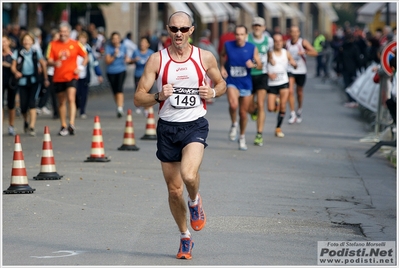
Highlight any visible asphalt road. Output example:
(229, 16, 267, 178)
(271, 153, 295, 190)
(2, 59, 396, 267)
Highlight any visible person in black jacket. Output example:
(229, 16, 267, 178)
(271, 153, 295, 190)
(338, 32, 361, 108)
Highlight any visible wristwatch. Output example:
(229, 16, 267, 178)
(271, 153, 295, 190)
(154, 92, 161, 103)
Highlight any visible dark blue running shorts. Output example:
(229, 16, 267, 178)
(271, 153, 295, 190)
(156, 117, 209, 162)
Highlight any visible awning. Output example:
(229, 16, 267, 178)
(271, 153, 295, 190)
(237, 3, 256, 17)
(357, 3, 396, 24)
(189, 2, 215, 24)
(221, 2, 238, 22)
(287, 3, 306, 22)
(168, 2, 193, 18)
(263, 2, 282, 18)
(275, 3, 297, 19)
(317, 3, 339, 22)
(207, 2, 229, 22)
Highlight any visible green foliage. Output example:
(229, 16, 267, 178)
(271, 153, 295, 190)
(333, 3, 367, 27)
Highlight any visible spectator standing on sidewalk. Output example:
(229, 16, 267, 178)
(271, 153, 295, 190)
(386, 56, 396, 126)
(47, 22, 88, 136)
(134, 11, 226, 259)
(313, 29, 327, 78)
(104, 31, 130, 118)
(337, 32, 361, 108)
(220, 25, 263, 150)
(11, 32, 50, 136)
(76, 31, 103, 119)
(267, 33, 298, 138)
(3, 34, 17, 136)
(286, 25, 318, 124)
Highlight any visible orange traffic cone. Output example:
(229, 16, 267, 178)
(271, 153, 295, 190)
(141, 106, 157, 140)
(34, 126, 63, 180)
(118, 109, 140, 151)
(4, 135, 36, 194)
(85, 116, 110, 162)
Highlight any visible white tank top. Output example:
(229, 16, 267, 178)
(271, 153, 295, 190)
(286, 38, 307, 74)
(267, 49, 289, 87)
(156, 46, 207, 122)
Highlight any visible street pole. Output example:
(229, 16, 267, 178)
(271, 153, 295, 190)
(385, 3, 390, 26)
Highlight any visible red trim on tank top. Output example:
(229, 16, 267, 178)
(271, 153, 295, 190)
(166, 46, 194, 63)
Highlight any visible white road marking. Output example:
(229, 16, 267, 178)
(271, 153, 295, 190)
(31, 250, 85, 259)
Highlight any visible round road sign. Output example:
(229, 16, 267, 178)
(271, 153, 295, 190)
(381, 41, 396, 75)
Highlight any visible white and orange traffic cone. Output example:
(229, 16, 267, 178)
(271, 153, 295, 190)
(141, 106, 157, 140)
(85, 116, 110, 162)
(118, 109, 140, 151)
(4, 135, 36, 194)
(34, 126, 63, 180)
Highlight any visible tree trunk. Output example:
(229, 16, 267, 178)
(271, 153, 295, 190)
(27, 3, 39, 30)
(10, 3, 20, 24)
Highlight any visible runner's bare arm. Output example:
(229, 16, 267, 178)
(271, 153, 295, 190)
(287, 51, 298, 69)
(10, 59, 22, 78)
(267, 50, 275, 65)
(219, 45, 228, 79)
(199, 49, 226, 99)
(303, 39, 318, 57)
(134, 52, 161, 107)
(253, 47, 263, 70)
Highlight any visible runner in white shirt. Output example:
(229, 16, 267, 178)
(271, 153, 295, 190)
(285, 26, 317, 124)
(267, 33, 297, 138)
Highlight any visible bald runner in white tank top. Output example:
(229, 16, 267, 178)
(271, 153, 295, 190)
(157, 46, 207, 122)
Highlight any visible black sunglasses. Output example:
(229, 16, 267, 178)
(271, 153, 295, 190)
(168, 26, 191, 33)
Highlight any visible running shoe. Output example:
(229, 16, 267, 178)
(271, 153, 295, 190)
(24, 121, 29, 133)
(188, 193, 206, 231)
(250, 108, 258, 121)
(29, 128, 36, 137)
(296, 113, 302, 124)
(288, 112, 296, 124)
(238, 136, 248, 151)
(80, 114, 87, 119)
(254, 133, 263, 146)
(275, 128, 285, 138)
(68, 124, 76, 135)
(176, 237, 194, 260)
(58, 126, 69, 136)
(229, 125, 238, 141)
(41, 106, 52, 115)
(36, 106, 51, 115)
(8, 126, 16, 136)
(117, 108, 124, 118)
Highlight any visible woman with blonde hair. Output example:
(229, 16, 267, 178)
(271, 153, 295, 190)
(11, 32, 50, 136)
